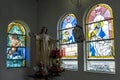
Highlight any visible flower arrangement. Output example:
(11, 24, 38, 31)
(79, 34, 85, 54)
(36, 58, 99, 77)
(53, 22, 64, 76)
(50, 48, 62, 58)
(28, 48, 65, 79)
(49, 48, 64, 76)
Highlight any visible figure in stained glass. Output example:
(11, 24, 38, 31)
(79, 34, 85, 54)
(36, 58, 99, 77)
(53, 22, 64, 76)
(58, 14, 78, 70)
(61, 14, 77, 44)
(7, 33, 25, 59)
(87, 5, 113, 57)
(85, 3, 115, 73)
(7, 22, 26, 68)
(89, 22, 113, 57)
(60, 14, 78, 59)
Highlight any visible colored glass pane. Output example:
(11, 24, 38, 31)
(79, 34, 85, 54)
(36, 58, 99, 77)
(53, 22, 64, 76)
(7, 47, 26, 59)
(86, 4, 113, 24)
(85, 3, 115, 74)
(60, 44, 77, 59)
(87, 40, 115, 58)
(60, 14, 77, 44)
(7, 34, 26, 47)
(61, 14, 77, 30)
(61, 60, 78, 71)
(7, 22, 26, 68)
(87, 20, 114, 41)
(58, 13, 78, 70)
(7, 22, 26, 35)
(60, 28, 75, 44)
(7, 59, 26, 67)
(87, 61, 115, 73)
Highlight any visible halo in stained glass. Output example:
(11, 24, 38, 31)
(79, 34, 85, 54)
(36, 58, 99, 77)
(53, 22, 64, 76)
(87, 20, 114, 41)
(60, 28, 76, 44)
(7, 22, 26, 35)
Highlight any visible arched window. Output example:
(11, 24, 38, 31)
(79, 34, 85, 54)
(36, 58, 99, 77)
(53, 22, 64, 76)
(6, 21, 29, 68)
(84, 3, 115, 74)
(57, 13, 78, 71)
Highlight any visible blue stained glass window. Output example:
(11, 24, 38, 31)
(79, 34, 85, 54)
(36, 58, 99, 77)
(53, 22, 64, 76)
(61, 15, 77, 30)
(58, 13, 78, 71)
(7, 22, 26, 68)
(60, 14, 77, 44)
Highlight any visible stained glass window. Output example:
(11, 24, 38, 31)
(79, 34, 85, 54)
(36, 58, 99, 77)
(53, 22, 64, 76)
(58, 13, 78, 70)
(85, 4, 115, 73)
(7, 22, 26, 68)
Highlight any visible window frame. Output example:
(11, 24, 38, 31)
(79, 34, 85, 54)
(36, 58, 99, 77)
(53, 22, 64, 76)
(84, 3, 115, 74)
(57, 13, 78, 71)
(6, 21, 27, 68)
